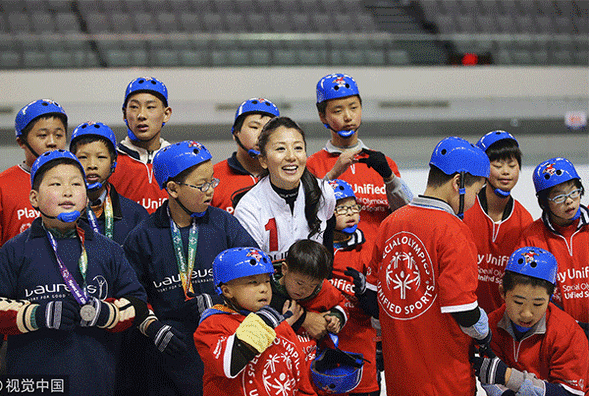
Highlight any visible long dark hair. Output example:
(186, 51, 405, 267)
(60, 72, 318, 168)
(233, 116, 324, 238)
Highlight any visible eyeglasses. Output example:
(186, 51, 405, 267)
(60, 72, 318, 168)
(178, 178, 220, 192)
(548, 188, 582, 204)
(334, 204, 362, 215)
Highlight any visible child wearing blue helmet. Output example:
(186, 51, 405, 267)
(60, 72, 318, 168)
(473, 246, 589, 396)
(0, 99, 68, 246)
(518, 157, 589, 332)
(463, 130, 533, 314)
(307, 73, 412, 244)
(69, 121, 148, 245)
(0, 149, 149, 395)
(194, 247, 317, 396)
(360, 137, 491, 395)
(109, 76, 172, 213)
(123, 140, 259, 396)
(212, 97, 280, 213)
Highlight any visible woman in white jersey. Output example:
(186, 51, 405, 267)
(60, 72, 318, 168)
(234, 116, 336, 264)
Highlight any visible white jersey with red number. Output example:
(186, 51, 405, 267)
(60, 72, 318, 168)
(489, 303, 589, 396)
(194, 305, 317, 396)
(517, 206, 589, 323)
(233, 176, 336, 262)
(366, 196, 479, 396)
(306, 140, 401, 243)
(463, 195, 533, 313)
(108, 138, 169, 214)
(0, 165, 38, 246)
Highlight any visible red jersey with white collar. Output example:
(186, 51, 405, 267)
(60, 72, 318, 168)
(0, 165, 38, 246)
(211, 155, 257, 214)
(518, 206, 589, 323)
(306, 141, 401, 242)
(108, 138, 170, 214)
(463, 195, 533, 313)
(194, 306, 317, 396)
(328, 229, 378, 393)
(366, 196, 479, 396)
(489, 303, 589, 396)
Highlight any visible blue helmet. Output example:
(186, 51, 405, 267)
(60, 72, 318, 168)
(212, 247, 274, 294)
(15, 99, 67, 138)
(232, 98, 280, 134)
(153, 140, 212, 189)
(430, 137, 490, 178)
(123, 76, 169, 108)
(506, 246, 558, 285)
(329, 179, 356, 201)
(533, 157, 581, 195)
(311, 348, 364, 394)
(30, 149, 85, 186)
(316, 73, 360, 104)
(70, 122, 117, 155)
(476, 130, 519, 152)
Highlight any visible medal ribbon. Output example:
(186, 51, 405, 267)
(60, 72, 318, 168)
(45, 225, 89, 306)
(168, 209, 198, 298)
(87, 185, 114, 239)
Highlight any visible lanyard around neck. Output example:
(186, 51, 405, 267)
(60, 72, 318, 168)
(87, 186, 114, 239)
(168, 208, 198, 298)
(45, 225, 89, 305)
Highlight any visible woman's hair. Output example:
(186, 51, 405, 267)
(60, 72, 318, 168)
(286, 239, 333, 280)
(234, 116, 324, 238)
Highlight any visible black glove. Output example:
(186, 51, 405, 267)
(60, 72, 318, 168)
(344, 267, 366, 296)
(145, 320, 188, 358)
(358, 149, 392, 179)
(80, 296, 114, 328)
(183, 292, 214, 321)
(471, 354, 508, 385)
(35, 298, 80, 331)
(375, 340, 384, 371)
(255, 305, 290, 329)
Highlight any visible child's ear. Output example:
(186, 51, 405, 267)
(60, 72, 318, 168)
(451, 173, 461, 192)
(498, 285, 506, 300)
(281, 262, 288, 275)
(29, 189, 38, 208)
(166, 181, 180, 198)
(220, 284, 232, 299)
(163, 106, 172, 123)
(318, 112, 328, 125)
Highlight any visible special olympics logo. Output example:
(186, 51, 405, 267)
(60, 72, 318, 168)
(378, 231, 436, 320)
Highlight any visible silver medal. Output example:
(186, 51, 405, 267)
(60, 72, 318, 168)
(80, 304, 97, 321)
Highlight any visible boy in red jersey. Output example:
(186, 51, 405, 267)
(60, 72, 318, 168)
(211, 98, 280, 213)
(108, 76, 172, 213)
(359, 137, 491, 395)
(194, 247, 316, 396)
(0, 99, 68, 246)
(464, 130, 533, 314)
(473, 246, 588, 396)
(306, 73, 412, 242)
(518, 157, 589, 331)
(328, 179, 379, 396)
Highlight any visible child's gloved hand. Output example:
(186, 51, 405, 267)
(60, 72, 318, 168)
(35, 297, 80, 331)
(471, 354, 508, 385)
(79, 296, 116, 328)
(256, 305, 288, 329)
(183, 292, 214, 321)
(358, 149, 392, 179)
(283, 300, 303, 327)
(344, 267, 366, 296)
(145, 320, 188, 358)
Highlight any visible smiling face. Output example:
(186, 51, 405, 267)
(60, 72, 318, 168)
(124, 92, 171, 143)
(501, 283, 550, 329)
(30, 163, 87, 230)
(73, 140, 114, 191)
(488, 157, 520, 193)
(547, 180, 582, 226)
(221, 273, 272, 312)
(259, 126, 307, 190)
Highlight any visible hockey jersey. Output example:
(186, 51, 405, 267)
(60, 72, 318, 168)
(0, 165, 38, 246)
(211, 153, 257, 214)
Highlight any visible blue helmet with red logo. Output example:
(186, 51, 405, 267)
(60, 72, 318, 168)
(430, 137, 490, 178)
(329, 179, 356, 201)
(212, 247, 274, 294)
(316, 73, 360, 104)
(533, 157, 581, 195)
(232, 98, 280, 134)
(476, 130, 519, 152)
(30, 149, 85, 187)
(506, 246, 558, 285)
(311, 347, 364, 394)
(15, 99, 67, 138)
(153, 140, 212, 189)
(123, 76, 169, 108)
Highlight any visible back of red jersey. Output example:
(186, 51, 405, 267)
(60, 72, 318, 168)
(211, 159, 257, 214)
(0, 165, 38, 246)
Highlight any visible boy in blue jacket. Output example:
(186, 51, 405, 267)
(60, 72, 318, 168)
(123, 140, 259, 396)
(0, 150, 150, 395)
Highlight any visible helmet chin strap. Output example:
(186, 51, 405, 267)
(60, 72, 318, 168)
(340, 224, 358, 234)
(21, 137, 41, 159)
(235, 135, 260, 158)
(86, 165, 116, 192)
(323, 123, 360, 139)
(548, 207, 581, 223)
(512, 322, 532, 333)
(457, 172, 466, 219)
(36, 207, 81, 223)
(487, 181, 511, 198)
(176, 197, 206, 218)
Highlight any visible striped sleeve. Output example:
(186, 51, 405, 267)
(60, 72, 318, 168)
(0, 297, 39, 334)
